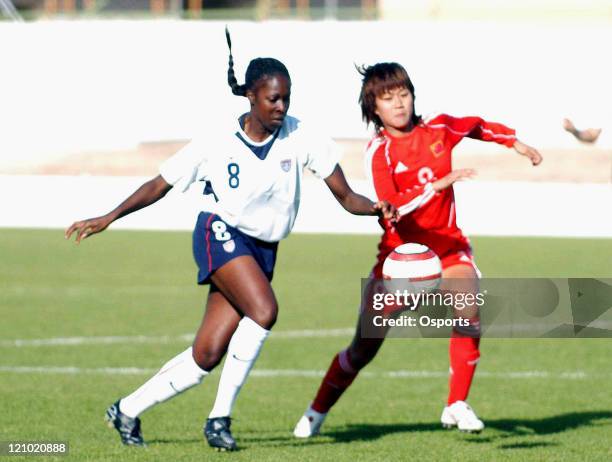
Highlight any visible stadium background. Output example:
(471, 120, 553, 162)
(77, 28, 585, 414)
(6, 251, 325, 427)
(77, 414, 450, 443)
(1, 1, 611, 461)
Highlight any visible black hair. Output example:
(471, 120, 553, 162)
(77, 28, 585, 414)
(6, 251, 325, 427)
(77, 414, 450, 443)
(357, 62, 420, 132)
(225, 26, 291, 97)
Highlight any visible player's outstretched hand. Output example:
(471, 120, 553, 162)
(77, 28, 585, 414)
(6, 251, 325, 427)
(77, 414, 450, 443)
(513, 140, 543, 166)
(562, 119, 601, 143)
(562, 118, 577, 135)
(65, 215, 113, 244)
(372, 200, 399, 223)
(433, 168, 477, 192)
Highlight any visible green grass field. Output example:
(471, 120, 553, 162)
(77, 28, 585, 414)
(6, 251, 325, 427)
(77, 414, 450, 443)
(1, 229, 611, 461)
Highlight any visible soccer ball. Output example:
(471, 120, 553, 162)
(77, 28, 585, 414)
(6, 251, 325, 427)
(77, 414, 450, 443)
(382, 243, 442, 293)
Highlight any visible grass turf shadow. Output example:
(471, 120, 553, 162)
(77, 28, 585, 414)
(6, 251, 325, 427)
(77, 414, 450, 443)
(140, 411, 612, 450)
(484, 411, 612, 437)
(244, 410, 612, 448)
(325, 410, 612, 443)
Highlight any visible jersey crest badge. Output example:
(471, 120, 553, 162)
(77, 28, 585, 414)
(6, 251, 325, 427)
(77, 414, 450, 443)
(280, 159, 292, 172)
(223, 239, 236, 253)
(430, 140, 446, 157)
(394, 161, 409, 174)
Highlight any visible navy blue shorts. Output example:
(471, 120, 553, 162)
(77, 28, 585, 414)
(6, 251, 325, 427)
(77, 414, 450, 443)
(192, 212, 278, 285)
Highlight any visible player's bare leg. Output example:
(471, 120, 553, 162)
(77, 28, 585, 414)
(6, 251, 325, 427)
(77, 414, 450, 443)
(439, 264, 484, 433)
(563, 118, 602, 143)
(294, 279, 388, 438)
(209, 255, 278, 329)
(203, 255, 278, 451)
(192, 290, 241, 371)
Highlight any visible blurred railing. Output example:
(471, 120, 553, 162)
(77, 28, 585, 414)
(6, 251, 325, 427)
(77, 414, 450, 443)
(4, 0, 611, 21)
(6, 0, 378, 20)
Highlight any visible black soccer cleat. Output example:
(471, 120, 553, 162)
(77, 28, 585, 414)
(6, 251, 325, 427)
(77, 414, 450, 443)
(105, 400, 146, 447)
(204, 416, 237, 451)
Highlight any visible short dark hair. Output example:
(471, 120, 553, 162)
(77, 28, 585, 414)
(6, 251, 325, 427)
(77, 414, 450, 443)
(357, 62, 420, 132)
(225, 27, 291, 97)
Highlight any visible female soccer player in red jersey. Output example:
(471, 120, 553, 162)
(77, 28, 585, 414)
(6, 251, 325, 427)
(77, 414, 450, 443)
(294, 62, 542, 436)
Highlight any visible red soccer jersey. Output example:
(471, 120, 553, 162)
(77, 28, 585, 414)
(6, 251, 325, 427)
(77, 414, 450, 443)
(365, 113, 516, 259)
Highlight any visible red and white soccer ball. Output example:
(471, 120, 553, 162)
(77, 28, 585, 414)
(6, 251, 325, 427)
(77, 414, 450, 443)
(382, 243, 442, 293)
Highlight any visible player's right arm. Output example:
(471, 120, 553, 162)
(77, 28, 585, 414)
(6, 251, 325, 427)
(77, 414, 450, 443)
(367, 141, 475, 217)
(65, 175, 173, 244)
(66, 138, 206, 244)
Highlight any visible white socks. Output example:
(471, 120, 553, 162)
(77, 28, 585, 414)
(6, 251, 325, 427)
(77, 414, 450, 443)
(119, 347, 208, 418)
(118, 317, 269, 420)
(208, 317, 270, 418)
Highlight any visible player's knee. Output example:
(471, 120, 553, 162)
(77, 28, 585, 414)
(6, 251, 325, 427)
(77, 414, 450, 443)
(452, 317, 481, 338)
(192, 345, 225, 371)
(347, 345, 376, 370)
(245, 300, 278, 330)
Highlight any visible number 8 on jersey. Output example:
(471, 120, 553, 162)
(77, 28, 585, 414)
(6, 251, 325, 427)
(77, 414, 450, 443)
(228, 163, 240, 188)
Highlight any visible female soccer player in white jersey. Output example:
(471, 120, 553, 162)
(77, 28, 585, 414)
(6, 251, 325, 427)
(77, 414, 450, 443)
(294, 62, 542, 438)
(65, 30, 396, 451)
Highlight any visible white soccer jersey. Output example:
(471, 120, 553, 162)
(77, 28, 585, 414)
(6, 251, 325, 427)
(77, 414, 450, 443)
(159, 115, 340, 242)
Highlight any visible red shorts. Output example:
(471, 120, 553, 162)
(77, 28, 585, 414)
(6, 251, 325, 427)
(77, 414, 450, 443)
(370, 239, 481, 279)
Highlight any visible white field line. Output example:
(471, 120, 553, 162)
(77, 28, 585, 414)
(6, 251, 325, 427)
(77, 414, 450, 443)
(4, 323, 612, 347)
(0, 366, 601, 380)
(5, 322, 612, 348)
(0, 328, 356, 348)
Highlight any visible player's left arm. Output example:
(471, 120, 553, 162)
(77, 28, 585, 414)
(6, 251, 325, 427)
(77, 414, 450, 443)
(512, 139, 543, 166)
(324, 165, 398, 221)
(439, 114, 542, 165)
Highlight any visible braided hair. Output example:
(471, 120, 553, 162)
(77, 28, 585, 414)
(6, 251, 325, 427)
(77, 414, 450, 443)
(357, 62, 420, 132)
(225, 26, 291, 97)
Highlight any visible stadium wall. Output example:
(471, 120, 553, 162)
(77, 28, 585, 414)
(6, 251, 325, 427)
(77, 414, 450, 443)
(2, 175, 610, 237)
(1, 19, 611, 166)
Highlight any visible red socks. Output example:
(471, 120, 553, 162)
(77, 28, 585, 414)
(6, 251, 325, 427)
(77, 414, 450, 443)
(311, 331, 480, 412)
(447, 332, 480, 405)
(311, 349, 359, 413)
